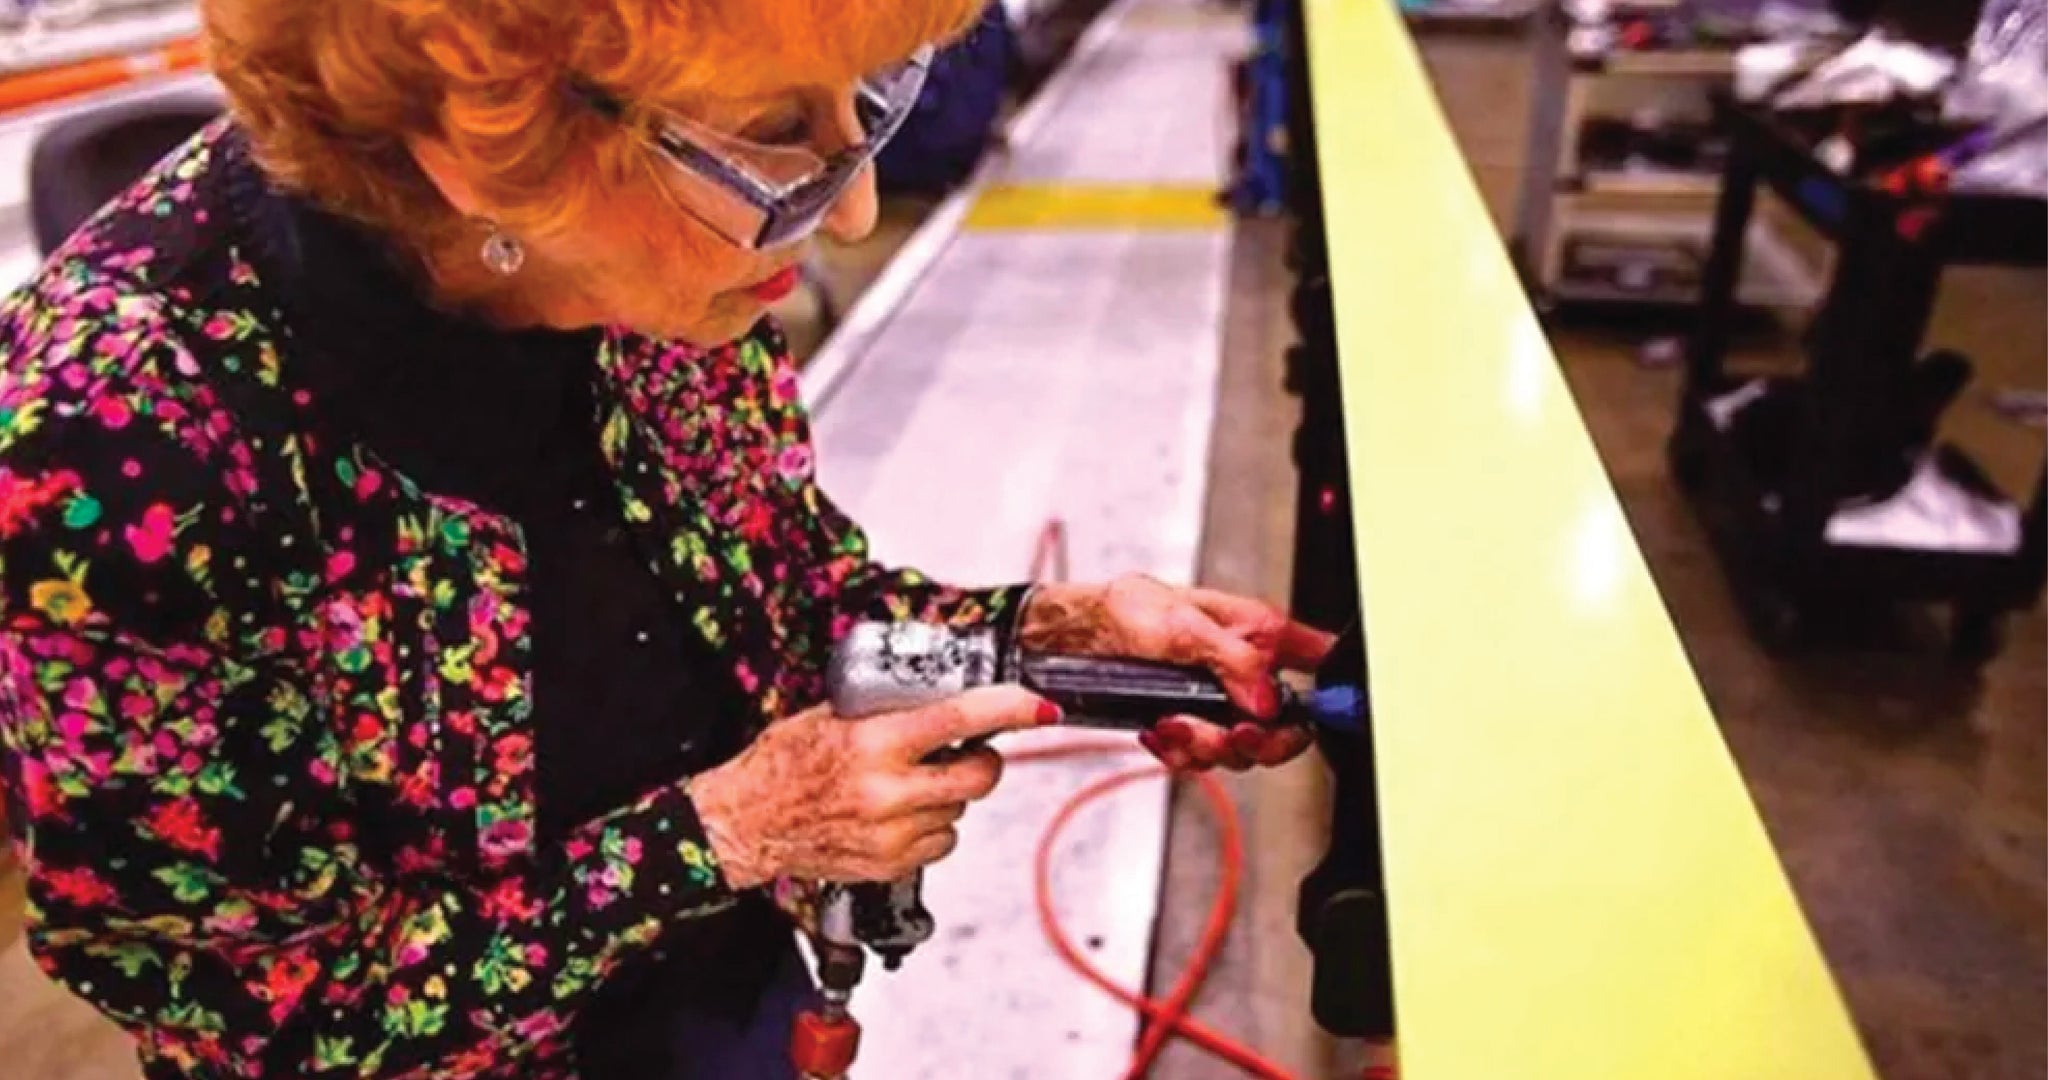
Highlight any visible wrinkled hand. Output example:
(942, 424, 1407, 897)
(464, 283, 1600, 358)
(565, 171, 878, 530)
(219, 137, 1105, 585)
(690, 686, 1057, 889)
(1018, 576, 1335, 770)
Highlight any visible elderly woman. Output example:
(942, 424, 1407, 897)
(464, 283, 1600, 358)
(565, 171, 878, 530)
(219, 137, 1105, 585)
(0, 0, 1329, 1076)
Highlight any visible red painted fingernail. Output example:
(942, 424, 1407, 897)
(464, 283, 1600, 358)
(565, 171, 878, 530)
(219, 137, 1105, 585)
(1137, 730, 1164, 757)
(1257, 682, 1281, 718)
(1249, 733, 1283, 765)
(1229, 724, 1264, 757)
(1155, 720, 1192, 749)
(1035, 699, 1064, 726)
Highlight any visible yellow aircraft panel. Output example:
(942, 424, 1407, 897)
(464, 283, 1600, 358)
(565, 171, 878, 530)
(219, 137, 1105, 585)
(1302, 3, 1876, 1077)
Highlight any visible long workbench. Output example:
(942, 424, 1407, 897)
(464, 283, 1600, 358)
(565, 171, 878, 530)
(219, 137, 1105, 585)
(1298, 2, 1877, 1076)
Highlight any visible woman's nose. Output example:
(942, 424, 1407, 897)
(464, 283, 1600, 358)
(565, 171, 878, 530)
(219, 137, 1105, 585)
(816, 89, 879, 244)
(821, 165, 879, 244)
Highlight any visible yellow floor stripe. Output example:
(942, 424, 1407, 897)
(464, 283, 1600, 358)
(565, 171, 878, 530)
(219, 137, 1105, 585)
(963, 183, 1227, 232)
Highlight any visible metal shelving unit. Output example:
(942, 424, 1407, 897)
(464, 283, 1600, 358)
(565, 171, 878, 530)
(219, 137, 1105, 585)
(1512, 6, 1827, 309)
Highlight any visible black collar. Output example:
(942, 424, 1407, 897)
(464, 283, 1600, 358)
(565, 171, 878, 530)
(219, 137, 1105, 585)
(231, 136, 602, 515)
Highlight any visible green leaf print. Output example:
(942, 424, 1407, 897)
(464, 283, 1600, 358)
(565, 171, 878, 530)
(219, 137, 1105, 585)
(552, 955, 602, 1001)
(472, 935, 530, 996)
(153, 864, 216, 905)
(313, 1036, 359, 1070)
(438, 642, 475, 684)
(738, 338, 772, 372)
(61, 493, 101, 529)
(680, 840, 718, 887)
(97, 940, 164, 978)
(259, 715, 298, 753)
(149, 770, 194, 797)
(383, 998, 448, 1039)
(161, 1000, 227, 1034)
(195, 760, 242, 798)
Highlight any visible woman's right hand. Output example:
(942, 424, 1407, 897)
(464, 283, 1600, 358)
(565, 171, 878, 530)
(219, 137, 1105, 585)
(688, 686, 1059, 889)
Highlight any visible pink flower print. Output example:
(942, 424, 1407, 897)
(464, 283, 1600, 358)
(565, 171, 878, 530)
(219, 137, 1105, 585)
(480, 819, 532, 859)
(512, 1012, 564, 1044)
(125, 504, 176, 563)
(204, 905, 258, 936)
(16, 758, 56, 815)
(565, 837, 594, 860)
(56, 711, 91, 743)
(324, 551, 355, 583)
(120, 693, 154, 720)
(42, 866, 117, 907)
(525, 943, 548, 966)
(93, 334, 135, 363)
(480, 879, 541, 921)
(89, 396, 133, 429)
(323, 600, 364, 650)
(0, 467, 78, 539)
(201, 314, 235, 340)
(770, 366, 800, 405)
(622, 836, 643, 863)
(449, 787, 477, 811)
(102, 245, 156, 272)
(143, 797, 223, 858)
(61, 678, 98, 711)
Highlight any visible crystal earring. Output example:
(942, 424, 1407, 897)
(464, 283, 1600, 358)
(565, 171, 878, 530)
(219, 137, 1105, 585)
(479, 223, 525, 276)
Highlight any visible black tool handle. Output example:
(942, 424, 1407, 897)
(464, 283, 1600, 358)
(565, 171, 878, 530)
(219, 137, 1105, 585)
(1013, 652, 1242, 729)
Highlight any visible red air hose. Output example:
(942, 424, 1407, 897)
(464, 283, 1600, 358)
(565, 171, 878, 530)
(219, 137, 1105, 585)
(1011, 740, 1300, 1079)
(1018, 519, 1310, 1079)
(1019, 518, 1394, 1079)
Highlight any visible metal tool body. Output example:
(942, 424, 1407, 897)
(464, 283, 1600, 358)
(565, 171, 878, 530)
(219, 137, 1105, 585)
(818, 619, 1364, 969)
(797, 619, 1367, 1075)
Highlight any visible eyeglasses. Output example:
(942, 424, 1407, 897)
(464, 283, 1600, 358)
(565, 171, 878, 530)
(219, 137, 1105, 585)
(574, 47, 933, 251)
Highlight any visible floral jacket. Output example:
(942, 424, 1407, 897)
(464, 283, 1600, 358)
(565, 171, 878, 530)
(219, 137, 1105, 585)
(0, 121, 1021, 1077)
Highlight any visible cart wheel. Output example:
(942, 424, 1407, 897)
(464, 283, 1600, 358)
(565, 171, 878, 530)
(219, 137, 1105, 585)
(1950, 608, 2006, 667)
(1749, 589, 1807, 656)
(1667, 434, 1707, 493)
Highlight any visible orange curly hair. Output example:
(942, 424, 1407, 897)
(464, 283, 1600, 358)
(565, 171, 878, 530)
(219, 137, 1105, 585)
(203, 0, 984, 255)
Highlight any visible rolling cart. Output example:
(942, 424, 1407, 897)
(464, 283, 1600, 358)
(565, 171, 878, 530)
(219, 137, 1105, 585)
(1669, 98, 2048, 662)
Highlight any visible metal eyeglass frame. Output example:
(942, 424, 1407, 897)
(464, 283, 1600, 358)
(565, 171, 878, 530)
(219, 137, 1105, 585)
(572, 47, 934, 251)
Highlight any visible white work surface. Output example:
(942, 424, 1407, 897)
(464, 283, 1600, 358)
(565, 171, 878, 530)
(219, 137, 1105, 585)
(804, 0, 1239, 1074)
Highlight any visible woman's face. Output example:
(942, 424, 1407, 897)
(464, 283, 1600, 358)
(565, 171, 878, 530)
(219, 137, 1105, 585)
(415, 33, 898, 346)
(531, 84, 881, 347)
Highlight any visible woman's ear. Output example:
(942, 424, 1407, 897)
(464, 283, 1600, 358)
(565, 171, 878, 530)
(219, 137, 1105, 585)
(405, 135, 485, 218)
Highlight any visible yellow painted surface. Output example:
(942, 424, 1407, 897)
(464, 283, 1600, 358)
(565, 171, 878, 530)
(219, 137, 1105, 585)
(1303, 4, 1876, 1078)
(962, 183, 1227, 231)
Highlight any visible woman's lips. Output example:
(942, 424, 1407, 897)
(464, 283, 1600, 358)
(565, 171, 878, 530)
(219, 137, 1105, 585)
(748, 267, 801, 303)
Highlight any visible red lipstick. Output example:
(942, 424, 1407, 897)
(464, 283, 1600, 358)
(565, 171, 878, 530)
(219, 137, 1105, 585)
(749, 267, 800, 303)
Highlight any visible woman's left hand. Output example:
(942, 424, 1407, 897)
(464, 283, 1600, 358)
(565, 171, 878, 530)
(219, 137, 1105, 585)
(1016, 575, 1336, 770)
